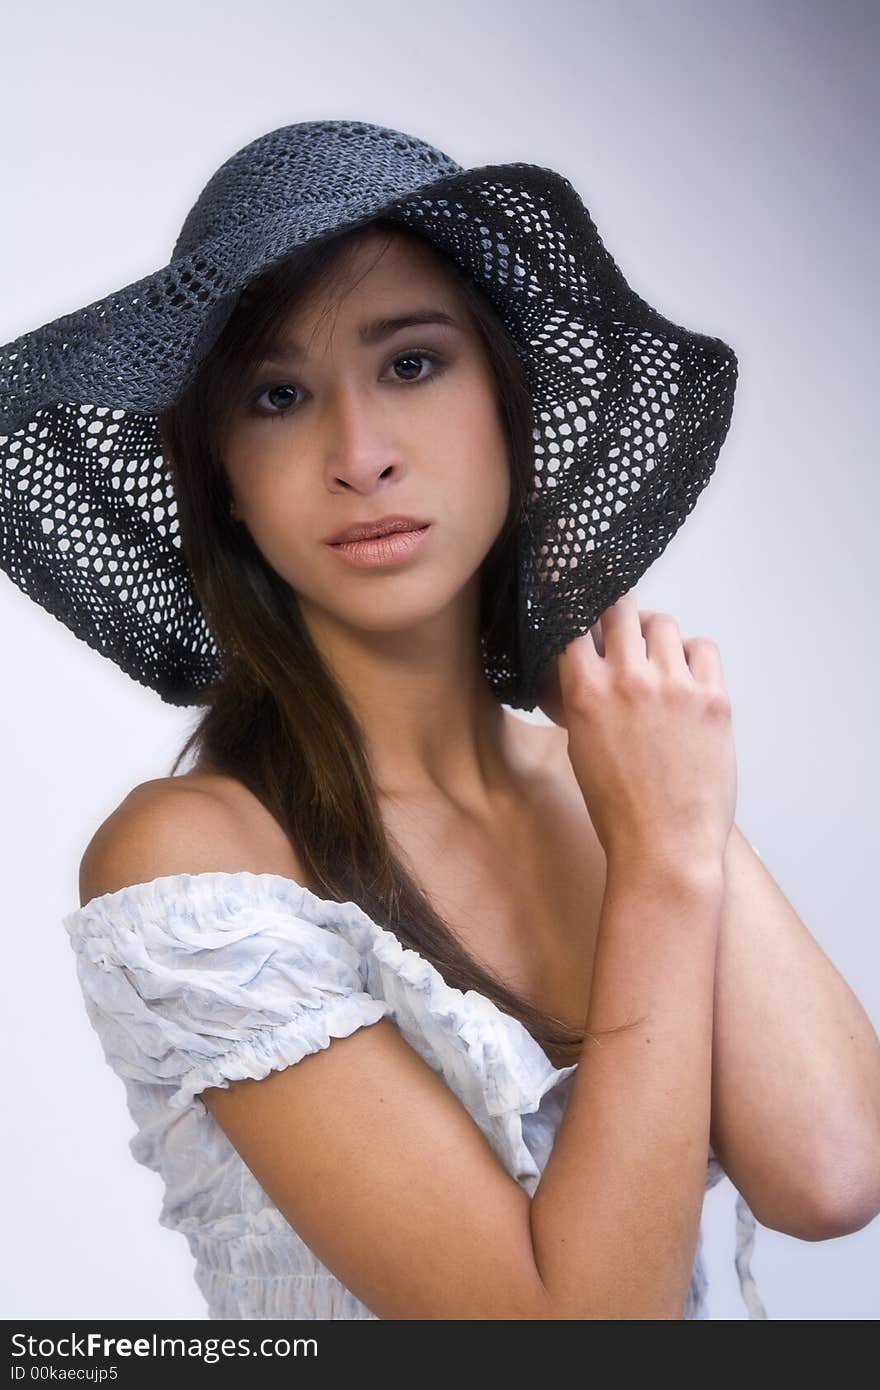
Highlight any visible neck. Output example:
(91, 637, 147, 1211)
(299, 593, 525, 815)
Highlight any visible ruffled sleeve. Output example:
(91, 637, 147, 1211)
(62, 871, 394, 1117)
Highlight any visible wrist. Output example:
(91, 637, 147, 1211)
(604, 842, 725, 898)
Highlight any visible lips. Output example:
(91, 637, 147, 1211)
(325, 515, 430, 545)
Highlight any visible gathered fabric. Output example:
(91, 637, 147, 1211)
(63, 869, 767, 1320)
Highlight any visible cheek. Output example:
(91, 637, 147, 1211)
(473, 458, 511, 542)
(236, 485, 320, 590)
(450, 405, 511, 531)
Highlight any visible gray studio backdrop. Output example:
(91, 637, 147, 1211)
(2, 0, 877, 1320)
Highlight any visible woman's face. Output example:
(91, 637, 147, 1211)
(221, 230, 511, 644)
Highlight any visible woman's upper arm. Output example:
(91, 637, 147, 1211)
(200, 1013, 551, 1320)
(75, 778, 555, 1321)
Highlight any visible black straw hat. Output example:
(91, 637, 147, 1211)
(0, 118, 738, 710)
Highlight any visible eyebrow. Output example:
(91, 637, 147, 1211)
(254, 309, 461, 365)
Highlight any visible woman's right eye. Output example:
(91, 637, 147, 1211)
(248, 382, 301, 419)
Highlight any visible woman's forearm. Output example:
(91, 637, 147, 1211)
(529, 855, 724, 1319)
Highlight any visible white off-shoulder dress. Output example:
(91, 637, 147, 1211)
(62, 870, 769, 1320)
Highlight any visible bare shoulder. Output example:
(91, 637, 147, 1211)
(76, 768, 306, 908)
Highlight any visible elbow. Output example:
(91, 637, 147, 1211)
(741, 1157, 880, 1242)
(815, 1191, 880, 1241)
(807, 1151, 880, 1240)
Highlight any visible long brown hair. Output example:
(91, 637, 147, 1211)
(157, 218, 630, 1067)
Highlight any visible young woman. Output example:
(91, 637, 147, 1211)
(7, 120, 875, 1321)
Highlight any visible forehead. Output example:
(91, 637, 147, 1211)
(307, 231, 457, 315)
(258, 231, 467, 361)
(333, 226, 451, 284)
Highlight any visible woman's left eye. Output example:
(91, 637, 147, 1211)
(387, 349, 446, 385)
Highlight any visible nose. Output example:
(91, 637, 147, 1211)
(322, 382, 405, 494)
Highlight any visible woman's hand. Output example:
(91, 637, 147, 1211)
(535, 589, 737, 868)
(535, 619, 606, 730)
